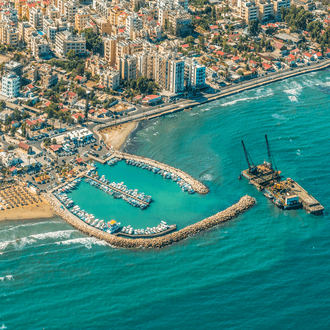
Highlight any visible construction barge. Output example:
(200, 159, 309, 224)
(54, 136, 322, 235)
(240, 135, 324, 216)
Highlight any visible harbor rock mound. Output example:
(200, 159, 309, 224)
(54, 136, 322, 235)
(46, 193, 256, 249)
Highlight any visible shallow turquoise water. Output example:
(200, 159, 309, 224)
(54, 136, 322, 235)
(1, 70, 330, 329)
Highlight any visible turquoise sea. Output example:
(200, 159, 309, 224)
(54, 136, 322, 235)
(1, 70, 330, 329)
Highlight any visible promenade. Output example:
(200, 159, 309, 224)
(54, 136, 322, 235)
(95, 58, 330, 131)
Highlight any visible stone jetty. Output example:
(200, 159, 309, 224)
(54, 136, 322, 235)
(110, 150, 209, 195)
(45, 192, 256, 249)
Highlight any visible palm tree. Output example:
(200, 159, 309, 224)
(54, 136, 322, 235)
(28, 156, 31, 166)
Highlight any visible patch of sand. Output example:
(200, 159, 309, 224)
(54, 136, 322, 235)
(100, 121, 137, 150)
(0, 199, 56, 221)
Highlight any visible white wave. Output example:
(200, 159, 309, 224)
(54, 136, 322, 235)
(0, 324, 7, 330)
(5, 275, 13, 281)
(0, 237, 36, 251)
(55, 237, 108, 249)
(200, 107, 210, 112)
(284, 87, 302, 96)
(271, 113, 286, 120)
(288, 96, 298, 102)
(220, 92, 273, 107)
(30, 230, 75, 240)
(153, 132, 159, 136)
(0, 220, 61, 234)
(201, 174, 213, 181)
(0, 277, 4, 281)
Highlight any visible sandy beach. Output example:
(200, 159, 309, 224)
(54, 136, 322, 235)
(100, 121, 137, 150)
(0, 199, 56, 221)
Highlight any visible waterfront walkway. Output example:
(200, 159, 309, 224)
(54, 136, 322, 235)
(94, 58, 330, 131)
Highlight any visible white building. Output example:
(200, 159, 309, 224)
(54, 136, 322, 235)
(2, 72, 20, 98)
(169, 58, 184, 94)
(29, 7, 43, 30)
(126, 13, 143, 37)
(184, 58, 206, 89)
(55, 30, 86, 57)
(0, 151, 21, 167)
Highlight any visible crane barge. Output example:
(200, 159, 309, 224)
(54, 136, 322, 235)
(241, 135, 324, 215)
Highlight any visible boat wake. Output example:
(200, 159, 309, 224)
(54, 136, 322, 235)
(0, 275, 13, 282)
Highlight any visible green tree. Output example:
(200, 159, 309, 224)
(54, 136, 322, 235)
(67, 49, 76, 61)
(8, 145, 14, 151)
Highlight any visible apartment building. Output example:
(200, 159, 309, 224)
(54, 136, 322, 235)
(168, 9, 192, 35)
(75, 9, 90, 32)
(153, 52, 184, 94)
(174, 0, 188, 10)
(126, 13, 143, 37)
(99, 69, 120, 89)
(58, 0, 78, 23)
(256, 0, 273, 21)
(55, 30, 86, 56)
(30, 31, 51, 58)
(39, 63, 58, 87)
(291, 0, 314, 11)
(272, 0, 290, 20)
(0, 23, 19, 47)
(104, 36, 118, 65)
(116, 54, 137, 81)
(239, 0, 258, 22)
(29, 7, 43, 29)
(135, 51, 156, 79)
(184, 58, 206, 89)
(1, 7, 18, 26)
(93, 0, 112, 19)
(2, 72, 20, 98)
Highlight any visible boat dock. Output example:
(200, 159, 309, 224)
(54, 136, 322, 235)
(111, 151, 209, 194)
(115, 225, 177, 238)
(83, 174, 150, 206)
(241, 136, 324, 215)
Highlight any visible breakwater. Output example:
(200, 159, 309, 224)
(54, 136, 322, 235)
(110, 150, 209, 194)
(45, 192, 256, 249)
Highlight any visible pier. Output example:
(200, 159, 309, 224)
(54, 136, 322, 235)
(107, 151, 209, 195)
(115, 225, 177, 238)
(83, 174, 150, 206)
(45, 192, 256, 249)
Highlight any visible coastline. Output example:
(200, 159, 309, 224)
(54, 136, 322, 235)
(0, 200, 57, 221)
(99, 121, 138, 150)
(94, 59, 330, 133)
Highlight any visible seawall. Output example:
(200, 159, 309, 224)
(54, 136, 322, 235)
(45, 192, 256, 249)
(112, 150, 209, 194)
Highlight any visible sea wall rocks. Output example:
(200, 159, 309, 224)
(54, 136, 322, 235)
(45, 193, 256, 249)
(114, 151, 210, 195)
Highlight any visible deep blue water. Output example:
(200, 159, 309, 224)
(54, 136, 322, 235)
(1, 70, 330, 329)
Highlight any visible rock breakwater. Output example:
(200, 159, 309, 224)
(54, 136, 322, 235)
(113, 150, 209, 194)
(45, 193, 256, 249)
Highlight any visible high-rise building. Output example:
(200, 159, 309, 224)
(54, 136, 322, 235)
(116, 54, 137, 81)
(184, 58, 206, 89)
(2, 72, 20, 98)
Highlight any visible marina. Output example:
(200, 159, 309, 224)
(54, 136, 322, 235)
(241, 135, 324, 215)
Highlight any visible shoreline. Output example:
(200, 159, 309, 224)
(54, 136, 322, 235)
(94, 59, 330, 132)
(99, 121, 138, 150)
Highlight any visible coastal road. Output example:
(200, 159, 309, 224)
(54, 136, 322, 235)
(94, 58, 330, 131)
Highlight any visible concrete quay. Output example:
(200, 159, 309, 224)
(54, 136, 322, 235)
(83, 174, 150, 206)
(112, 150, 209, 194)
(45, 192, 256, 249)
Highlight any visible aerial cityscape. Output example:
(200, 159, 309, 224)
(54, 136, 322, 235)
(0, 0, 330, 327)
